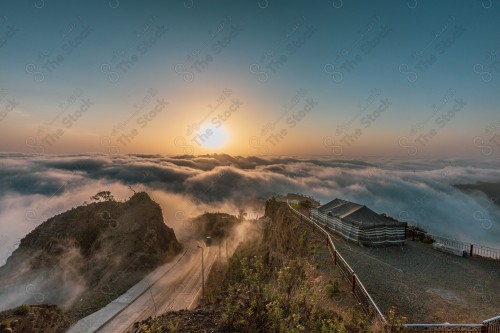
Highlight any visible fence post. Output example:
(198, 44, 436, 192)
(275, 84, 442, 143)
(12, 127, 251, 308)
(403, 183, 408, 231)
(352, 274, 356, 293)
(470, 244, 474, 257)
(481, 322, 488, 333)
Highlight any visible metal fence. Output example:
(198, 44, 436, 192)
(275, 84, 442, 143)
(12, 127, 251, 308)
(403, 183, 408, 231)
(286, 201, 500, 332)
(407, 229, 500, 259)
(403, 314, 500, 333)
(286, 202, 387, 323)
(484, 315, 500, 333)
(402, 324, 484, 332)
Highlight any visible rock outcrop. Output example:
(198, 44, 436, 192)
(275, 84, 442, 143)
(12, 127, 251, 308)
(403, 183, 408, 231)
(0, 192, 182, 323)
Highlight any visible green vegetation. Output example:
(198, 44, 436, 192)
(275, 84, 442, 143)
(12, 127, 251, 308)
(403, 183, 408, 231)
(138, 321, 163, 333)
(385, 307, 407, 332)
(299, 200, 313, 209)
(168, 319, 180, 332)
(325, 279, 340, 298)
(13, 304, 30, 316)
(0, 320, 12, 331)
(136, 199, 408, 332)
(219, 250, 366, 333)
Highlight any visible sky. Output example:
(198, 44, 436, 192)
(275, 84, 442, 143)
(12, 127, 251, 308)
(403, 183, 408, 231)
(1, 0, 500, 157)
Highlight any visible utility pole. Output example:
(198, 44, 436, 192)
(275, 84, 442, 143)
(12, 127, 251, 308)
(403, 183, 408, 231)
(146, 281, 157, 318)
(197, 245, 205, 299)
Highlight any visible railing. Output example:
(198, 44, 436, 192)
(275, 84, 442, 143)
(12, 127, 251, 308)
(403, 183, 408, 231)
(402, 324, 484, 332)
(286, 201, 387, 324)
(286, 201, 500, 332)
(407, 229, 500, 260)
(484, 315, 500, 333)
(403, 315, 500, 333)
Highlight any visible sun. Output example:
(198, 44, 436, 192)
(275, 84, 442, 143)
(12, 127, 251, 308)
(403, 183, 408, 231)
(197, 124, 229, 149)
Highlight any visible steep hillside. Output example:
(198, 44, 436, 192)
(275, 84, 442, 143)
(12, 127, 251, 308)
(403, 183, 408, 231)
(133, 197, 372, 333)
(0, 192, 182, 327)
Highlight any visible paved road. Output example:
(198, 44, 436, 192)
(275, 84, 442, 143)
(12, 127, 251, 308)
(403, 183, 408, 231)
(67, 240, 219, 333)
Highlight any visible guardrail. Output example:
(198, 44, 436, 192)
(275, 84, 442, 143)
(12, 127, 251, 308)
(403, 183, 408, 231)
(404, 314, 500, 332)
(402, 324, 484, 332)
(286, 201, 500, 332)
(407, 228, 500, 259)
(286, 201, 387, 324)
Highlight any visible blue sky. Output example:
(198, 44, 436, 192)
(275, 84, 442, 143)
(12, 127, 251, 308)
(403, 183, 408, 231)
(1, 0, 499, 157)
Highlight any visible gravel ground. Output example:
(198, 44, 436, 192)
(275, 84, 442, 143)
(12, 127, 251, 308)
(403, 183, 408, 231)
(329, 234, 500, 324)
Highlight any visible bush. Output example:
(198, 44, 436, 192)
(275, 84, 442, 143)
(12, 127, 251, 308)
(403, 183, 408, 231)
(138, 320, 162, 333)
(384, 306, 407, 333)
(299, 200, 312, 209)
(325, 279, 340, 298)
(0, 320, 12, 329)
(14, 304, 30, 316)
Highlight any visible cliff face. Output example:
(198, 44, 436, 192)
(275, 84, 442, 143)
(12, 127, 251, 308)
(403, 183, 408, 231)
(0, 192, 182, 316)
(264, 197, 311, 259)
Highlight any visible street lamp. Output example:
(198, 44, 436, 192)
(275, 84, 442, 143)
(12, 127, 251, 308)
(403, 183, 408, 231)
(222, 216, 230, 261)
(197, 245, 205, 299)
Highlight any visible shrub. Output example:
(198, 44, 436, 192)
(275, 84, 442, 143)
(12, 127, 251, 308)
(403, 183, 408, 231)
(138, 321, 162, 333)
(0, 320, 12, 329)
(168, 319, 179, 332)
(385, 306, 407, 333)
(325, 279, 340, 298)
(14, 304, 30, 316)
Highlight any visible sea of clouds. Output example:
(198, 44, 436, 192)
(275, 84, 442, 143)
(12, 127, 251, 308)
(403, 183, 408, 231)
(1, 153, 500, 265)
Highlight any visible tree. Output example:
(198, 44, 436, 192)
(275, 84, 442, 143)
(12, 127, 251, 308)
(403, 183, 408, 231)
(238, 209, 247, 221)
(90, 191, 115, 202)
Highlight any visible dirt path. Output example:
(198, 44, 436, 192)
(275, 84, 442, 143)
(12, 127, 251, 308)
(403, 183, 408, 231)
(330, 234, 500, 323)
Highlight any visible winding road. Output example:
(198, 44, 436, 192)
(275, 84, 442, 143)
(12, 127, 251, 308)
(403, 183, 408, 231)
(67, 240, 219, 333)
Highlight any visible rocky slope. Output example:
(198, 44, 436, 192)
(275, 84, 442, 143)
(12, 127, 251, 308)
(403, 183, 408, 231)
(0, 304, 69, 333)
(0, 192, 182, 328)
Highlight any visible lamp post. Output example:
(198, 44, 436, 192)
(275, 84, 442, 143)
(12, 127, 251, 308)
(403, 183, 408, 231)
(222, 216, 230, 261)
(197, 245, 205, 299)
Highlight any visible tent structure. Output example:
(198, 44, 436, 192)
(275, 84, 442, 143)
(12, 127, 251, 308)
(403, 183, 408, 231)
(311, 198, 407, 246)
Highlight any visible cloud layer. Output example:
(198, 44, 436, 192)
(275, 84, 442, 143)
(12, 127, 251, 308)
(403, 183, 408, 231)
(1, 153, 500, 266)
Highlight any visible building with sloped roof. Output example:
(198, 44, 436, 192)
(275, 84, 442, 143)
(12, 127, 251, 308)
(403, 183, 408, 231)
(311, 198, 406, 246)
